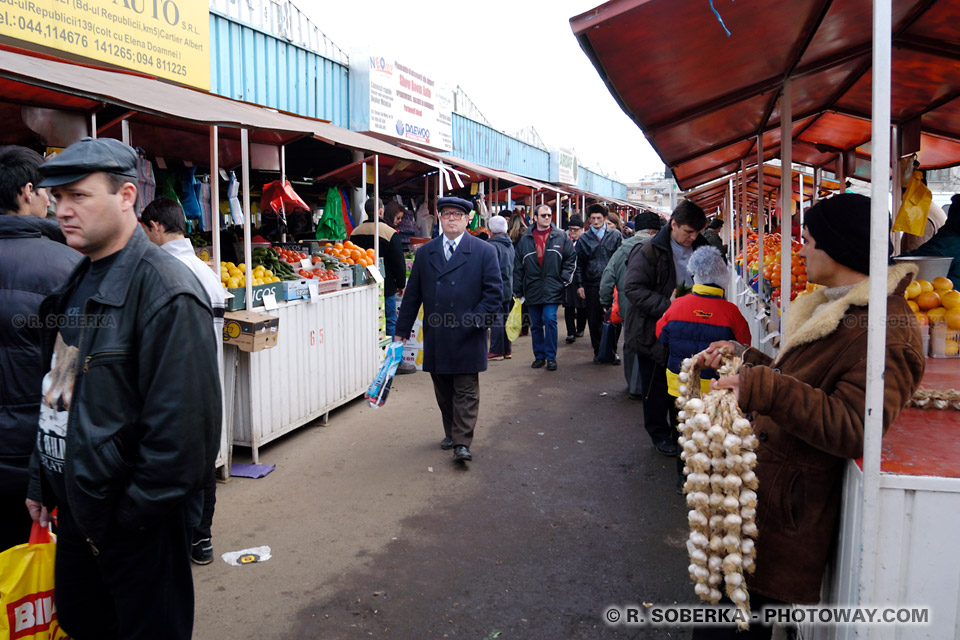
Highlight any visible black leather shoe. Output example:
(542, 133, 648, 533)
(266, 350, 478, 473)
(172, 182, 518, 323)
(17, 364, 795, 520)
(565, 335, 575, 343)
(609, 354, 621, 365)
(575, 331, 584, 338)
(440, 437, 454, 450)
(453, 445, 472, 461)
(531, 359, 546, 368)
(655, 439, 680, 457)
(546, 360, 557, 371)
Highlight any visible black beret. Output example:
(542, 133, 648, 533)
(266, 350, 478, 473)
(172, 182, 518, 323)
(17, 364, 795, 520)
(38, 137, 138, 188)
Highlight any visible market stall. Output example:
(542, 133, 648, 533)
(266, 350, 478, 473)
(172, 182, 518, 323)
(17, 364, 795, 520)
(0, 45, 452, 465)
(571, 0, 960, 635)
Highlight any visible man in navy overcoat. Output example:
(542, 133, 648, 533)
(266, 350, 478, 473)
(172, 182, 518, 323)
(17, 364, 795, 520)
(395, 196, 502, 462)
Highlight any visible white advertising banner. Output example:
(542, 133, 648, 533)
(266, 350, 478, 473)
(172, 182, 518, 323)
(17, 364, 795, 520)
(350, 52, 453, 152)
(550, 148, 579, 185)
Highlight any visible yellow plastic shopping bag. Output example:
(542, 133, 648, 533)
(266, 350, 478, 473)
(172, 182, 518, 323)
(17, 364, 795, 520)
(0, 522, 69, 640)
(893, 170, 932, 236)
(505, 297, 523, 342)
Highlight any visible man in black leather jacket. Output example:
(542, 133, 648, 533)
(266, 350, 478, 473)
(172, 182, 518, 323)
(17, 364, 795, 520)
(0, 145, 81, 551)
(513, 204, 577, 370)
(25, 138, 221, 640)
(575, 203, 622, 359)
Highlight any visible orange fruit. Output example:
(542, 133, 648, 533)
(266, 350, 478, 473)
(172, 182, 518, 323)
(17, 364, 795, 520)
(334, 242, 344, 250)
(916, 291, 941, 310)
(915, 312, 929, 326)
(906, 300, 919, 313)
(917, 280, 934, 294)
(905, 281, 922, 300)
(366, 248, 375, 257)
(932, 277, 953, 291)
(941, 290, 960, 310)
(946, 308, 960, 331)
(927, 306, 947, 325)
(350, 249, 362, 261)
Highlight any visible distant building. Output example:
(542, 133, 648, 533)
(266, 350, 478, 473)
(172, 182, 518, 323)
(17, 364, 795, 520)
(625, 173, 674, 214)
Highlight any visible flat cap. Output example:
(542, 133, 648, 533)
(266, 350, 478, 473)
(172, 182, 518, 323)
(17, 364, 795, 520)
(38, 137, 138, 188)
(436, 196, 473, 215)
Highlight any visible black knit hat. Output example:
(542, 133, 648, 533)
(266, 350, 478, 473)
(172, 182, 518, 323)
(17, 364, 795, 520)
(803, 193, 890, 275)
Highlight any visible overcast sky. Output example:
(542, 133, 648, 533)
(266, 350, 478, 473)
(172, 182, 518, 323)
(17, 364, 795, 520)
(301, 0, 665, 183)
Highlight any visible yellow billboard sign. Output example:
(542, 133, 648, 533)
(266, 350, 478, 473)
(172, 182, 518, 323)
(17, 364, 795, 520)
(0, 0, 210, 90)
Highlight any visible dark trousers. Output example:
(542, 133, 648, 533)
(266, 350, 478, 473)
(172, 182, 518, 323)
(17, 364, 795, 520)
(194, 465, 217, 541)
(622, 347, 643, 395)
(55, 502, 194, 640)
(584, 284, 604, 353)
(563, 305, 587, 337)
(488, 300, 512, 356)
(691, 593, 791, 639)
(637, 355, 674, 445)
(430, 373, 480, 447)
(0, 488, 33, 550)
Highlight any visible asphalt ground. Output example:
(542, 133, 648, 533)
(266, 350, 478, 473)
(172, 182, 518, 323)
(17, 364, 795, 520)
(193, 329, 696, 639)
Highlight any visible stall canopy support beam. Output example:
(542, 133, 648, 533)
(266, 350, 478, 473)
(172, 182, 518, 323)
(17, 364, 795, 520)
(779, 77, 793, 319)
(241, 128, 253, 313)
(757, 134, 765, 311)
(860, 0, 892, 607)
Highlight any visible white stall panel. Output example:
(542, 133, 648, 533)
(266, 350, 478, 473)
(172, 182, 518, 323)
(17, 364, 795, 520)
(232, 285, 379, 461)
(807, 463, 960, 640)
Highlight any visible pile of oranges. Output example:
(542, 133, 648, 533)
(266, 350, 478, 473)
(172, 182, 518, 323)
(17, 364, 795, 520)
(321, 240, 376, 267)
(906, 276, 960, 330)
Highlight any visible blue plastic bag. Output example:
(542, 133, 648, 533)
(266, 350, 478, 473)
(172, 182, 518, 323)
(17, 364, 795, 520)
(366, 342, 404, 408)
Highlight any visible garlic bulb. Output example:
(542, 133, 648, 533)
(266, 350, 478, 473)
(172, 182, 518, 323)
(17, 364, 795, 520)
(676, 349, 759, 628)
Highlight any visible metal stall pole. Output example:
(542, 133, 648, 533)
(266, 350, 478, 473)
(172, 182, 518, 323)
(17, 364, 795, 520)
(740, 160, 748, 285)
(90, 113, 97, 138)
(555, 191, 561, 227)
(241, 128, 253, 313)
(798, 171, 804, 229)
(891, 125, 902, 255)
(209, 125, 229, 477)
(757, 135, 765, 309)
(860, 0, 892, 607)
(837, 151, 846, 192)
(121, 119, 130, 145)
(438, 161, 445, 198)
(374, 155, 380, 263)
(507, 188, 512, 212)
(280, 145, 287, 243)
(813, 167, 821, 206)
(211, 126, 221, 283)
(780, 78, 793, 319)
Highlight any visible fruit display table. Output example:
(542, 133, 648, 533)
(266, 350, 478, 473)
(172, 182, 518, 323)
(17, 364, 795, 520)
(228, 283, 380, 462)
(807, 358, 960, 640)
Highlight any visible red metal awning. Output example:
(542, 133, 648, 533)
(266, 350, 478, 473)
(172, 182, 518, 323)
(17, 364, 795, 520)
(570, 0, 960, 191)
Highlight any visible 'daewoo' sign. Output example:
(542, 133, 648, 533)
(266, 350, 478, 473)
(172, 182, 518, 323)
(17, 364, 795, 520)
(0, 0, 210, 89)
(349, 52, 453, 152)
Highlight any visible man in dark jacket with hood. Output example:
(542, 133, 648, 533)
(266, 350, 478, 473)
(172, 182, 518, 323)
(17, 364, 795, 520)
(487, 214, 515, 359)
(514, 204, 577, 371)
(0, 145, 81, 550)
(623, 200, 707, 456)
(576, 203, 622, 359)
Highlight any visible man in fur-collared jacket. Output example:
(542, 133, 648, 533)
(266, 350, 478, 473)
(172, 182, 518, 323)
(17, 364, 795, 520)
(695, 194, 925, 640)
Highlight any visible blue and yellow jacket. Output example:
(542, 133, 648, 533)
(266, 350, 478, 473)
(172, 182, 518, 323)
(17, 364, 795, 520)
(655, 284, 751, 396)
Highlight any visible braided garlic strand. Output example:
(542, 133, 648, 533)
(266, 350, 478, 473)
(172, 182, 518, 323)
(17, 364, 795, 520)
(677, 350, 757, 628)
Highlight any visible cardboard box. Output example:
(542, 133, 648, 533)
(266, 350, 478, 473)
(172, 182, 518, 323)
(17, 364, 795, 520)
(401, 345, 424, 371)
(223, 310, 280, 352)
(280, 279, 311, 301)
